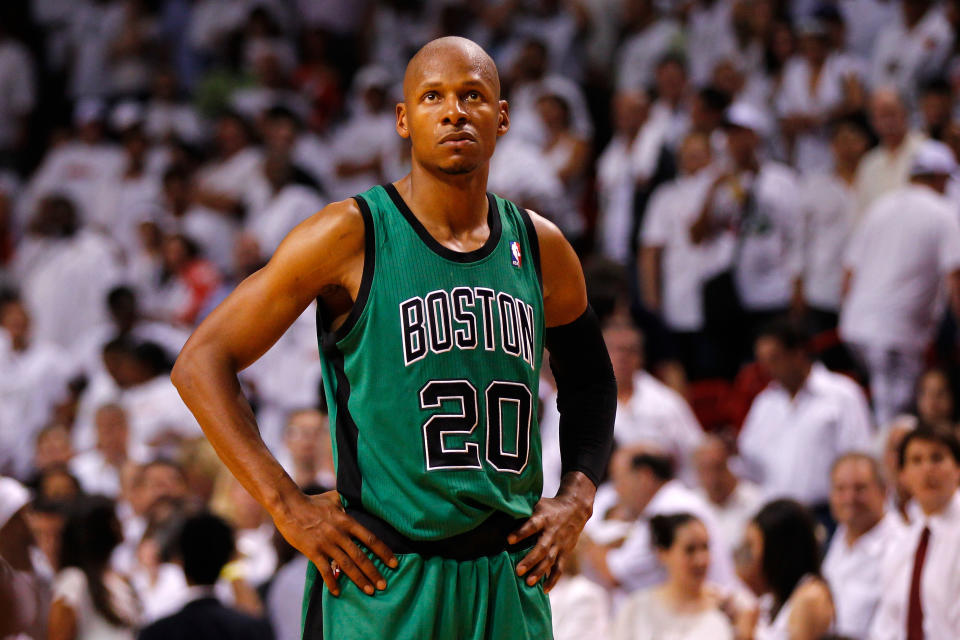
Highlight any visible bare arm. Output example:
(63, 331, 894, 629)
(639, 245, 663, 312)
(171, 200, 396, 597)
(948, 270, 960, 320)
(47, 599, 77, 640)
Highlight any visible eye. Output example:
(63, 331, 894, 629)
(423, 91, 439, 102)
(466, 91, 481, 101)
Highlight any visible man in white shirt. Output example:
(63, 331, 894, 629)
(603, 318, 704, 485)
(853, 88, 927, 216)
(739, 319, 873, 516)
(693, 435, 763, 549)
(823, 452, 905, 639)
(797, 116, 869, 331)
(275, 408, 335, 490)
(71, 404, 147, 498)
(584, 446, 735, 593)
(869, 0, 953, 97)
(870, 425, 960, 639)
(841, 140, 960, 425)
(641, 132, 730, 379)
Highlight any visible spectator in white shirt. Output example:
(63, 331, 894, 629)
(693, 435, 763, 550)
(823, 453, 905, 639)
(917, 78, 954, 142)
(143, 68, 205, 146)
(615, 0, 682, 92)
(913, 367, 957, 430)
(603, 318, 705, 484)
(0, 294, 73, 480)
(71, 404, 146, 499)
(853, 87, 927, 216)
(776, 19, 865, 174)
(739, 319, 873, 519)
(691, 102, 803, 341)
(548, 552, 611, 640)
(276, 408, 334, 490)
(640, 132, 729, 379)
(869, 0, 953, 98)
(796, 116, 870, 332)
(584, 447, 735, 593)
(0, 23, 36, 157)
(192, 112, 263, 218)
(841, 140, 960, 425)
(870, 425, 960, 639)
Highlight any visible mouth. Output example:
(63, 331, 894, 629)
(440, 132, 477, 145)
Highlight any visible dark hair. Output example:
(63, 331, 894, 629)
(753, 499, 821, 609)
(59, 496, 129, 627)
(919, 77, 951, 97)
(106, 285, 136, 310)
(828, 113, 870, 139)
(631, 452, 675, 481)
(755, 316, 810, 352)
(697, 86, 731, 113)
(898, 422, 960, 469)
(178, 512, 235, 585)
(650, 512, 699, 550)
(912, 367, 958, 421)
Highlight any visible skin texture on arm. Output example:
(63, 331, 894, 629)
(639, 245, 663, 312)
(47, 599, 77, 640)
(171, 200, 396, 598)
(508, 211, 598, 591)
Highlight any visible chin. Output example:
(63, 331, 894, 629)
(438, 159, 482, 175)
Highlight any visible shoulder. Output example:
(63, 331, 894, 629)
(524, 209, 588, 326)
(790, 578, 834, 624)
(268, 197, 365, 272)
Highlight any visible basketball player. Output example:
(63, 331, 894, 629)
(172, 37, 616, 639)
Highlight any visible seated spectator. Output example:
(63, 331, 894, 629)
(71, 404, 146, 498)
(143, 69, 205, 146)
(0, 292, 76, 479)
(154, 234, 223, 326)
(0, 476, 49, 639)
(25, 497, 66, 577)
(277, 408, 334, 490)
(535, 92, 589, 240)
(735, 499, 835, 640)
(822, 453, 904, 638)
(584, 446, 734, 592)
(138, 512, 272, 640)
(35, 465, 83, 504)
(869, 0, 953, 99)
(693, 436, 763, 549)
(48, 496, 141, 640)
(738, 319, 872, 521)
(548, 545, 611, 640)
(913, 368, 957, 430)
(841, 140, 960, 425)
(613, 513, 734, 640)
(603, 318, 704, 484)
(870, 424, 960, 639)
(852, 88, 927, 216)
(192, 112, 263, 217)
(212, 472, 277, 589)
(31, 424, 74, 482)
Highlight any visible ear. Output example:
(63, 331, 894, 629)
(497, 100, 510, 138)
(396, 102, 410, 139)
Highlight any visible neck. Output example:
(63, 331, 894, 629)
(401, 164, 491, 237)
(661, 578, 704, 608)
(920, 494, 954, 517)
(11, 336, 27, 352)
(736, 156, 759, 173)
(883, 133, 906, 150)
(785, 362, 812, 397)
(845, 513, 882, 545)
(711, 479, 737, 506)
(617, 376, 635, 403)
(834, 160, 858, 183)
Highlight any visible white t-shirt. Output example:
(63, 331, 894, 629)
(52, 567, 138, 640)
(797, 172, 858, 311)
(549, 575, 611, 640)
(641, 168, 732, 331)
(0, 40, 36, 150)
(869, 4, 953, 95)
(840, 184, 960, 352)
(244, 184, 325, 257)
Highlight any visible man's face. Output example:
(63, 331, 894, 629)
(603, 326, 643, 390)
(95, 406, 129, 458)
(694, 443, 733, 505)
(397, 52, 508, 176)
(725, 125, 757, 166)
(830, 458, 885, 531)
(900, 439, 960, 514)
(754, 336, 802, 388)
(870, 93, 907, 144)
(678, 135, 712, 175)
(0, 301, 30, 345)
(831, 124, 868, 167)
(141, 464, 187, 512)
(285, 410, 329, 465)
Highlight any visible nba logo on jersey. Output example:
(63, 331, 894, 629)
(510, 241, 522, 267)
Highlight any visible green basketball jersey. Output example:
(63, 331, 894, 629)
(317, 184, 545, 540)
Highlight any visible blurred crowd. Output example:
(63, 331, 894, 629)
(2, 0, 960, 639)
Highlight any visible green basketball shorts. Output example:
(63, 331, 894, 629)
(300, 510, 553, 639)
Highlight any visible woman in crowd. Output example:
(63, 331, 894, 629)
(735, 499, 834, 640)
(48, 496, 140, 640)
(613, 513, 734, 639)
(914, 367, 957, 429)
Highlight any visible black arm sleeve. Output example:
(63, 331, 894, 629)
(544, 305, 617, 488)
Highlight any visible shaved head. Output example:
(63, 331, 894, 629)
(403, 37, 500, 102)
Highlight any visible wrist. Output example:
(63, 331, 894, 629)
(556, 471, 596, 515)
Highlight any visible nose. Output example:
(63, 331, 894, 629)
(442, 97, 468, 125)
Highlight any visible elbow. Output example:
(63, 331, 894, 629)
(170, 351, 193, 392)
